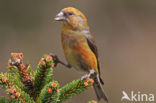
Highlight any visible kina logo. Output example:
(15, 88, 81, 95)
(121, 91, 154, 102)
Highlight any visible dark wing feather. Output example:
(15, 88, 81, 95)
(85, 33, 104, 85)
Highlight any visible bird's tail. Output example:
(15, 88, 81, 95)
(92, 74, 108, 102)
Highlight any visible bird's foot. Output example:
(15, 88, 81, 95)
(49, 53, 60, 67)
(81, 74, 89, 80)
(49, 53, 71, 68)
(88, 70, 95, 77)
(65, 63, 72, 68)
(81, 70, 95, 80)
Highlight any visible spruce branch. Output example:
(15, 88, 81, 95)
(27, 65, 34, 77)
(0, 96, 8, 103)
(0, 73, 35, 103)
(0, 73, 14, 88)
(88, 100, 97, 103)
(8, 65, 26, 91)
(37, 81, 60, 103)
(9, 53, 34, 90)
(33, 54, 54, 97)
(58, 78, 94, 102)
(8, 85, 35, 103)
(0, 53, 96, 103)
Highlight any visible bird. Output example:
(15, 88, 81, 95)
(54, 7, 108, 102)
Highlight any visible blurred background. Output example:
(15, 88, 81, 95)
(0, 0, 156, 103)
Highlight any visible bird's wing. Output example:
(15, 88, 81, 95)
(84, 32, 104, 85)
(85, 34, 99, 71)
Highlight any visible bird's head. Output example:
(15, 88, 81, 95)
(54, 7, 88, 31)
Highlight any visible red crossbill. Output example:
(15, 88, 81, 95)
(55, 7, 108, 102)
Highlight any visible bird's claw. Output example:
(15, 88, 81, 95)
(80, 70, 95, 80)
(65, 63, 72, 68)
(49, 53, 71, 68)
(81, 74, 90, 80)
(49, 53, 60, 67)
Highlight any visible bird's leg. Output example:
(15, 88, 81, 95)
(49, 53, 71, 68)
(81, 70, 95, 80)
(59, 61, 71, 68)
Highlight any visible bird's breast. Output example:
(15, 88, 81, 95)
(61, 32, 97, 72)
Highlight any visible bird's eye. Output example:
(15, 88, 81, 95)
(67, 12, 73, 16)
(63, 12, 74, 17)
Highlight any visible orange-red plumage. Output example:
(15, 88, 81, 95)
(55, 7, 108, 102)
